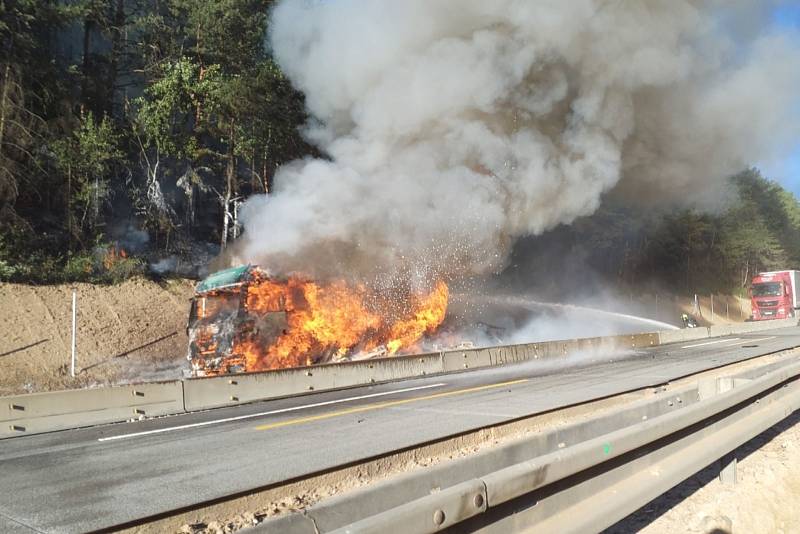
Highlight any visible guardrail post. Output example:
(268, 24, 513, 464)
(716, 377, 738, 485)
(698, 378, 717, 401)
(719, 452, 737, 485)
(698, 375, 753, 486)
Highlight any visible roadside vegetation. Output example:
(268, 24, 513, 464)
(1, 0, 310, 283)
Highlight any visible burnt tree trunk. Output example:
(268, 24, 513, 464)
(221, 122, 236, 249)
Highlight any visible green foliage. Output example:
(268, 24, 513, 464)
(52, 113, 123, 247)
(132, 0, 311, 247)
(102, 256, 147, 284)
(135, 58, 222, 159)
(173, 0, 271, 70)
(0, 228, 146, 284)
(62, 251, 146, 284)
(0, 0, 312, 283)
(548, 169, 800, 294)
(0, 228, 68, 283)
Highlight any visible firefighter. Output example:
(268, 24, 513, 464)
(681, 313, 698, 328)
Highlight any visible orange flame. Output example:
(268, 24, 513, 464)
(385, 281, 449, 354)
(102, 244, 128, 270)
(239, 275, 448, 371)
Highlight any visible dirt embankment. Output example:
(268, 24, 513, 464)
(0, 278, 195, 396)
(625, 292, 751, 327)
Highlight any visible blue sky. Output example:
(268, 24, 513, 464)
(761, 3, 800, 195)
(773, 1, 800, 27)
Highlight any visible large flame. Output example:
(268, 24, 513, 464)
(239, 275, 448, 370)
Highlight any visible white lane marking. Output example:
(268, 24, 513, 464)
(681, 338, 740, 349)
(98, 382, 446, 442)
(722, 336, 776, 347)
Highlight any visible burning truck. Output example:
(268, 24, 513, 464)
(187, 265, 449, 376)
(187, 265, 287, 376)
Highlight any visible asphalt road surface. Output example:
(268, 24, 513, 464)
(2, 327, 800, 533)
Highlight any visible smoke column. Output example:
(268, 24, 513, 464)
(238, 0, 800, 289)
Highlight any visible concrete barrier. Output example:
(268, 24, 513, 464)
(3, 318, 797, 438)
(485, 344, 530, 366)
(183, 353, 443, 411)
(713, 317, 798, 338)
(658, 328, 709, 345)
(442, 332, 659, 373)
(623, 332, 660, 349)
(441, 348, 492, 372)
(0, 381, 184, 438)
(707, 323, 735, 337)
(485, 343, 556, 366)
(657, 317, 799, 346)
(731, 317, 798, 333)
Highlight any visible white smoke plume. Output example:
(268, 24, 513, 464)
(238, 0, 800, 289)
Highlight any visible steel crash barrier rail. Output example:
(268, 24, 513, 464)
(0, 318, 796, 439)
(254, 355, 800, 534)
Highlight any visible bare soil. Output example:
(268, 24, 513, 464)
(0, 278, 195, 396)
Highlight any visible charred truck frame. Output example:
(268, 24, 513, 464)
(187, 265, 287, 376)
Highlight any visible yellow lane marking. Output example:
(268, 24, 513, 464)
(254, 378, 529, 431)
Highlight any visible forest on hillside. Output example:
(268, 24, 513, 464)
(2, 1, 800, 295)
(507, 169, 800, 298)
(1, 0, 311, 281)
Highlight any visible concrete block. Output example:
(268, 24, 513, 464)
(535, 340, 577, 360)
(441, 348, 492, 372)
(708, 324, 735, 338)
(485, 342, 566, 365)
(706, 317, 797, 339)
(486, 344, 531, 366)
(183, 353, 444, 411)
(658, 328, 709, 345)
(733, 317, 798, 333)
(626, 333, 660, 349)
(0, 381, 184, 438)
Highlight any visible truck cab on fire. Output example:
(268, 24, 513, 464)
(187, 265, 288, 376)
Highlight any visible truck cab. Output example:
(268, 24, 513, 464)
(187, 265, 287, 376)
(750, 270, 799, 320)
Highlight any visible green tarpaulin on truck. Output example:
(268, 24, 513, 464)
(195, 265, 251, 294)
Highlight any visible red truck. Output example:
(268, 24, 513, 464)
(750, 270, 800, 320)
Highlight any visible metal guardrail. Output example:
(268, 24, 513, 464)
(255, 353, 800, 534)
(1, 318, 796, 439)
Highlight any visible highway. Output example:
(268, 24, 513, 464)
(2, 327, 800, 533)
